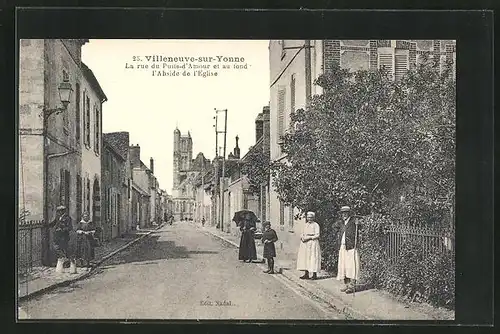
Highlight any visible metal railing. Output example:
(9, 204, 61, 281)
(18, 220, 45, 278)
(385, 223, 455, 262)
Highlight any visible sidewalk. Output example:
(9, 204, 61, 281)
(18, 225, 162, 301)
(195, 222, 455, 320)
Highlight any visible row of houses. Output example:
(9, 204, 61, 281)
(18, 39, 172, 267)
(186, 39, 457, 263)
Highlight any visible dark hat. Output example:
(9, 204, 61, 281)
(262, 221, 271, 227)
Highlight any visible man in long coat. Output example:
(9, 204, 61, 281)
(49, 205, 75, 273)
(336, 206, 361, 293)
(296, 211, 321, 280)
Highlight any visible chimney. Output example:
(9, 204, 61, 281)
(150, 157, 154, 174)
(262, 106, 270, 154)
(234, 135, 240, 159)
(129, 144, 141, 168)
(255, 113, 264, 142)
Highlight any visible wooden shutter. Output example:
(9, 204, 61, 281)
(277, 88, 286, 142)
(59, 169, 65, 206)
(76, 175, 82, 220)
(279, 200, 285, 225)
(86, 96, 91, 145)
(395, 53, 409, 81)
(289, 206, 294, 229)
(290, 74, 296, 114)
(75, 83, 80, 143)
(95, 105, 100, 154)
(378, 53, 394, 79)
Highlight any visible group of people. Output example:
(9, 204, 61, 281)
(49, 205, 100, 274)
(236, 206, 360, 294)
(237, 213, 278, 274)
(296, 206, 360, 293)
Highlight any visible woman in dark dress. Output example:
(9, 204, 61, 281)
(262, 221, 278, 274)
(238, 213, 257, 262)
(76, 212, 97, 268)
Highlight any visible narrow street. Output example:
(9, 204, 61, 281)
(19, 222, 342, 320)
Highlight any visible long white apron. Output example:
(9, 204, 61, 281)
(336, 244, 360, 280)
(296, 222, 322, 272)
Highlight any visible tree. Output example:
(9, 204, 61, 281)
(240, 143, 271, 195)
(270, 55, 456, 226)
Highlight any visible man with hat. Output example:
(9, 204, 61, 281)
(49, 205, 75, 274)
(336, 206, 361, 293)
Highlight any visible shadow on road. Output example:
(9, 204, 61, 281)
(98, 235, 220, 267)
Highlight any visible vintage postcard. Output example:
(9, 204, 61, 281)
(17, 38, 456, 321)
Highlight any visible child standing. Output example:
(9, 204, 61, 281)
(262, 221, 278, 274)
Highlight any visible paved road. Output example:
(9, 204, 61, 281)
(20, 223, 342, 320)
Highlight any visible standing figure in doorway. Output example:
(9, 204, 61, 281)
(296, 211, 321, 280)
(238, 213, 257, 263)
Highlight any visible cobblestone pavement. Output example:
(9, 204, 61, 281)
(18, 222, 343, 320)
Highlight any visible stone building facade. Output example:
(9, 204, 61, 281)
(102, 132, 132, 240)
(129, 144, 152, 228)
(80, 62, 107, 233)
(18, 39, 106, 265)
(268, 39, 457, 265)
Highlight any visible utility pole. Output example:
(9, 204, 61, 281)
(201, 158, 205, 222)
(215, 109, 228, 232)
(213, 112, 219, 228)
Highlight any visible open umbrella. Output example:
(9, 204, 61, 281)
(232, 210, 260, 226)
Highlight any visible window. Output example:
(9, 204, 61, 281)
(279, 200, 285, 225)
(86, 178, 90, 214)
(62, 70, 69, 133)
(85, 96, 91, 146)
(59, 169, 70, 209)
(94, 104, 100, 154)
(290, 74, 296, 114)
(76, 174, 82, 220)
(395, 52, 409, 82)
(75, 83, 80, 143)
(378, 53, 394, 80)
(277, 88, 286, 144)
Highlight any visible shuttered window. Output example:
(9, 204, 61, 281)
(378, 54, 394, 79)
(95, 104, 100, 155)
(279, 200, 285, 225)
(290, 74, 296, 114)
(76, 175, 82, 220)
(85, 96, 91, 146)
(277, 88, 286, 143)
(288, 206, 294, 229)
(86, 179, 90, 213)
(75, 83, 80, 143)
(395, 53, 409, 81)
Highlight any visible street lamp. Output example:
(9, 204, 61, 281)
(42, 77, 73, 118)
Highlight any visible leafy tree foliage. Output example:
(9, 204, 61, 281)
(241, 142, 271, 194)
(270, 55, 455, 226)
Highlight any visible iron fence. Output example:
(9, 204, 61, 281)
(385, 223, 455, 262)
(18, 220, 45, 278)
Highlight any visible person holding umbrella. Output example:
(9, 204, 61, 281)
(233, 210, 258, 263)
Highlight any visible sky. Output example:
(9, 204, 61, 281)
(82, 39, 270, 194)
